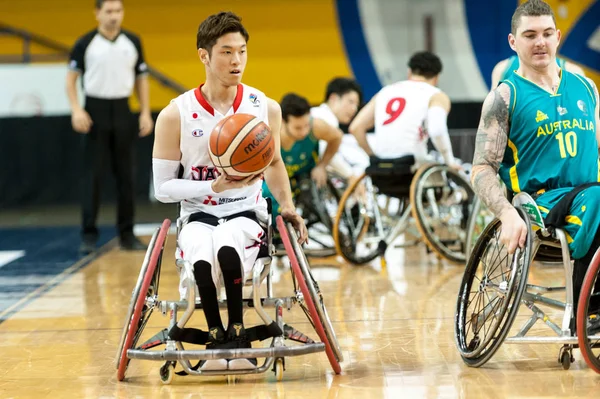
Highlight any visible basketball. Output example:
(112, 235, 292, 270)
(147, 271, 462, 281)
(208, 113, 275, 180)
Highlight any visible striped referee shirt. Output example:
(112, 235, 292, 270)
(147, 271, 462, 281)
(69, 29, 148, 99)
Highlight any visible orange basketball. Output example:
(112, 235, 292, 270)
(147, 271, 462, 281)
(209, 113, 275, 180)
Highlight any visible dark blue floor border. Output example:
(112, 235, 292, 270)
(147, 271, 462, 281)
(0, 235, 117, 324)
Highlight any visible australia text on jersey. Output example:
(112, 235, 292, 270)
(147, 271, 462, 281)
(536, 118, 595, 137)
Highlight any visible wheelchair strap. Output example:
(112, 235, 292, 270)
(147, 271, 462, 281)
(168, 321, 283, 345)
(188, 209, 260, 227)
(544, 182, 600, 229)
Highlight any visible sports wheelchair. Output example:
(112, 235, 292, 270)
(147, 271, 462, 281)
(332, 158, 475, 265)
(455, 191, 600, 373)
(115, 209, 343, 383)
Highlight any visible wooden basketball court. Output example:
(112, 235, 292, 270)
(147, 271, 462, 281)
(1, 230, 599, 398)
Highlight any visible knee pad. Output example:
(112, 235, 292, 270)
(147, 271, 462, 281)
(217, 246, 242, 274)
(193, 260, 213, 288)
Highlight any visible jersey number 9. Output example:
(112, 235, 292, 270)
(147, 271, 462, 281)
(383, 97, 406, 126)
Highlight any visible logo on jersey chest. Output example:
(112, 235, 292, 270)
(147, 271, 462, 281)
(249, 93, 260, 106)
(192, 128, 204, 137)
(191, 165, 220, 181)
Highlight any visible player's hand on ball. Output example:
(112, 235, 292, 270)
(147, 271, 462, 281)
(211, 173, 263, 193)
(280, 207, 308, 245)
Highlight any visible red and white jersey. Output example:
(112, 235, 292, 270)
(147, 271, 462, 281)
(373, 80, 440, 160)
(172, 83, 269, 221)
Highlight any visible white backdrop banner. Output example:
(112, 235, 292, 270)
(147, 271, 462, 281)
(0, 64, 83, 117)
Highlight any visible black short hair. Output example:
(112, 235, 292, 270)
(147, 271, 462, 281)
(324, 77, 362, 103)
(511, 0, 556, 34)
(280, 93, 311, 122)
(95, 0, 121, 9)
(407, 51, 443, 79)
(197, 11, 250, 54)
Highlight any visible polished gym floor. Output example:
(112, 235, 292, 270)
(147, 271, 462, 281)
(1, 210, 599, 398)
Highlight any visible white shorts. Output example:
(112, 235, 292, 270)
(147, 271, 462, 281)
(176, 217, 264, 298)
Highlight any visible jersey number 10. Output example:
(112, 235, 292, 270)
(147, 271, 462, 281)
(555, 131, 577, 158)
(383, 97, 406, 125)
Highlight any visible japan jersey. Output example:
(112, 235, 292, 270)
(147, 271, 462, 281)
(172, 83, 269, 221)
(373, 80, 440, 160)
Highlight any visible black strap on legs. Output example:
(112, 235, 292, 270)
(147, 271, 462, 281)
(188, 209, 259, 226)
(168, 322, 283, 345)
(544, 182, 600, 229)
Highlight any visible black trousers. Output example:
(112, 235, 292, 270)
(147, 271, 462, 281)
(81, 96, 137, 239)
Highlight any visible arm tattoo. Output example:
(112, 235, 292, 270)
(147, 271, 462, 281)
(472, 89, 513, 217)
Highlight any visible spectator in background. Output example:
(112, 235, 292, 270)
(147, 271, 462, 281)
(66, 0, 153, 254)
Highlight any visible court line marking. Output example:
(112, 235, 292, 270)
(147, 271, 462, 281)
(0, 250, 25, 269)
(0, 238, 118, 324)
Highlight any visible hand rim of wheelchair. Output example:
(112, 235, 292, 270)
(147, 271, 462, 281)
(276, 215, 343, 373)
(577, 246, 600, 374)
(410, 163, 474, 263)
(332, 172, 386, 265)
(454, 207, 532, 366)
(116, 219, 170, 381)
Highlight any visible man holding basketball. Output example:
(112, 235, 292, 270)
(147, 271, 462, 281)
(151, 11, 307, 371)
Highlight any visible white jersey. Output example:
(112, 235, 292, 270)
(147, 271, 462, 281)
(373, 80, 440, 160)
(310, 103, 339, 128)
(172, 83, 269, 222)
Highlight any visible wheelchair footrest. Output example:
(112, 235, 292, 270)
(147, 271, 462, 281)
(127, 342, 326, 361)
(136, 328, 170, 350)
(168, 322, 283, 345)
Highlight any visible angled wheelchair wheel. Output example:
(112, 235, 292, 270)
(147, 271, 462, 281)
(333, 173, 398, 265)
(410, 164, 475, 263)
(465, 197, 495, 259)
(577, 247, 600, 374)
(116, 219, 170, 381)
(277, 216, 342, 374)
(296, 178, 342, 258)
(454, 208, 531, 367)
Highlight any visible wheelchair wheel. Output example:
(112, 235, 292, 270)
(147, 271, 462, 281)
(465, 198, 495, 259)
(296, 178, 341, 258)
(333, 173, 399, 265)
(116, 219, 170, 381)
(577, 247, 600, 374)
(454, 207, 532, 367)
(410, 164, 475, 263)
(277, 216, 343, 374)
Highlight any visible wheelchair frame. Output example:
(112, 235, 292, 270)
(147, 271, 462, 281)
(116, 215, 342, 383)
(455, 192, 600, 370)
(333, 162, 474, 265)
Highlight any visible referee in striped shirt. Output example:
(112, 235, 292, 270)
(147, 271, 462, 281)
(66, 0, 153, 254)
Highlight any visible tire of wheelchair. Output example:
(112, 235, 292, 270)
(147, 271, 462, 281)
(116, 219, 170, 381)
(454, 207, 532, 367)
(276, 216, 343, 374)
(410, 164, 474, 263)
(333, 173, 383, 265)
(577, 247, 600, 374)
(296, 178, 340, 258)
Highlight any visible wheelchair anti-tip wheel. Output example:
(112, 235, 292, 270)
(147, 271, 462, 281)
(454, 207, 532, 367)
(577, 247, 600, 374)
(277, 216, 343, 374)
(116, 219, 170, 381)
(410, 164, 475, 263)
